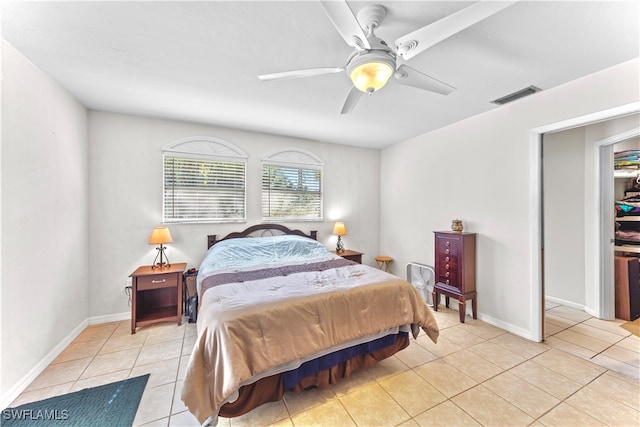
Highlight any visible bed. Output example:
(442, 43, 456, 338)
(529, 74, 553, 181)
(181, 224, 439, 425)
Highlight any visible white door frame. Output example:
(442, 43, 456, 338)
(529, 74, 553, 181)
(528, 102, 640, 342)
(597, 127, 640, 317)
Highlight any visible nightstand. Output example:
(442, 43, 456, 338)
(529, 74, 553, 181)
(332, 249, 363, 264)
(130, 262, 187, 334)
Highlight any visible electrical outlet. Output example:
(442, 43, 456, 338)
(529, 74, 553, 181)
(125, 277, 133, 300)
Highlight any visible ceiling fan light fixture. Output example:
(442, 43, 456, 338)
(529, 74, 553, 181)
(347, 52, 395, 93)
(350, 61, 394, 93)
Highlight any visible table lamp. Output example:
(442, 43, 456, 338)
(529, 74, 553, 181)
(332, 222, 347, 253)
(149, 226, 172, 268)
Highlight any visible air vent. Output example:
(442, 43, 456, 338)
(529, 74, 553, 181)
(491, 85, 542, 105)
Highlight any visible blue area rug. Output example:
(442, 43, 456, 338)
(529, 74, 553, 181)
(1, 374, 149, 426)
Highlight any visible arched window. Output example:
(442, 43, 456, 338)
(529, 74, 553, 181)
(262, 148, 323, 221)
(163, 137, 247, 223)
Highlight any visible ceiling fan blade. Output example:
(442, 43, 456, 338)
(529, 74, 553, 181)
(258, 67, 344, 81)
(319, 0, 371, 50)
(395, 0, 518, 60)
(394, 65, 455, 95)
(340, 86, 363, 114)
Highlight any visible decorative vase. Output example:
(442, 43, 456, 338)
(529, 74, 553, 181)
(451, 219, 463, 232)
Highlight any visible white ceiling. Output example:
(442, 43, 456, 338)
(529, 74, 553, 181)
(2, 1, 638, 149)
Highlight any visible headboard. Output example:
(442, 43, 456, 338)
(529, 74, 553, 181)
(207, 224, 318, 249)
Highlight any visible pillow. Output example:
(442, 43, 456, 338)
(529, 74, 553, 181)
(200, 234, 331, 274)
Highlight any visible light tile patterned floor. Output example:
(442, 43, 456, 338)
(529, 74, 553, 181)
(10, 304, 639, 426)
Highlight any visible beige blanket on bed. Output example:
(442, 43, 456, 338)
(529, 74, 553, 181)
(182, 264, 439, 425)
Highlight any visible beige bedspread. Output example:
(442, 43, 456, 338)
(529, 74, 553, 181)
(182, 262, 439, 425)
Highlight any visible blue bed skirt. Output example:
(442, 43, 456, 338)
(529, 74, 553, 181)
(283, 331, 409, 389)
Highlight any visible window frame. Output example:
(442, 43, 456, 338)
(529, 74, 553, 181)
(162, 137, 248, 224)
(261, 148, 324, 222)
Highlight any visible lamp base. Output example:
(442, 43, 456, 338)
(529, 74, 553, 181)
(151, 245, 171, 269)
(336, 236, 345, 253)
(151, 263, 171, 270)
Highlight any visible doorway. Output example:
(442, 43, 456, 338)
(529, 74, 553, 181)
(542, 126, 639, 336)
(529, 102, 640, 342)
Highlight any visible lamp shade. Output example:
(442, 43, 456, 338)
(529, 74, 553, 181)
(332, 222, 347, 236)
(149, 226, 173, 245)
(350, 62, 394, 93)
(347, 51, 395, 94)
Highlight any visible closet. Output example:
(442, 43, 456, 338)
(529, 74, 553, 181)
(613, 148, 640, 321)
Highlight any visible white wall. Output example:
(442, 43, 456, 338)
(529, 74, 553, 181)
(543, 127, 586, 306)
(87, 112, 381, 318)
(380, 59, 639, 338)
(1, 42, 89, 399)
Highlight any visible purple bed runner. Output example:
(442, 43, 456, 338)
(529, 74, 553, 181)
(200, 257, 356, 296)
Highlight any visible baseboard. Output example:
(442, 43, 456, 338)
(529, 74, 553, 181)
(443, 301, 537, 342)
(545, 295, 587, 313)
(1, 312, 132, 409)
(0, 319, 88, 409)
(88, 311, 130, 325)
(477, 312, 536, 342)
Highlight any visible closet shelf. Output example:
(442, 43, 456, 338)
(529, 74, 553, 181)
(614, 169, 639, 179)
(614, 245, 640, 254)
(616, 216, 640, 221)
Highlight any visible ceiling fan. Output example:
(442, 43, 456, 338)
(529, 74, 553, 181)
(258, 0, 517, 114)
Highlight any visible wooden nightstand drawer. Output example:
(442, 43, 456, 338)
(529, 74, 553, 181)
(137, 272, 180, 290)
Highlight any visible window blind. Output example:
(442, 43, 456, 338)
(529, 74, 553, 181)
(164, 156, 246, 222)
(262, 164, 322, 220)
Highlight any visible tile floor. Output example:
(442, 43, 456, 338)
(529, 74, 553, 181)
(9, 304, 640, 426)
